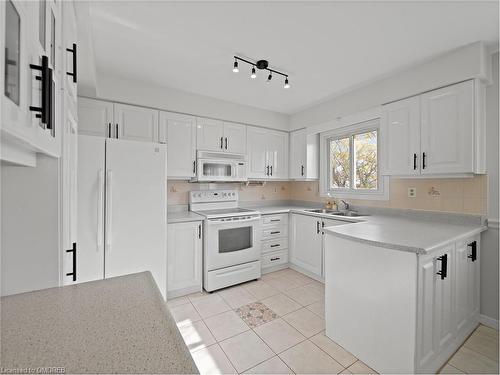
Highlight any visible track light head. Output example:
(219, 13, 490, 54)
(251, 66, 257, 79)
(233, 60, 239, 73)
(284, 77, 290, 89)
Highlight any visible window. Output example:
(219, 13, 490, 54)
(320, 118, 388, 200)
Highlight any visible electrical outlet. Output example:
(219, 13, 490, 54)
(408, 187, 416, 198)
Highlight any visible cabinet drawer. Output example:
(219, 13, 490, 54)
(262, 225, 288, 240)
(262, 238, 288, 254)
(262, 214, 288, 227)
(262, 250, 288, 268)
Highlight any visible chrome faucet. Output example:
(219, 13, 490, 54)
(341, 200, 350, 211)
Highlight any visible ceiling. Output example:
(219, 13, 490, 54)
(78, 1, 499, 115)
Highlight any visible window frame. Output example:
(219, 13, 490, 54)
(320, 118, 389, 200)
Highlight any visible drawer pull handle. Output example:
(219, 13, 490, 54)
(270, 257, 280, 261)
(270, 219, 280, 222)
(270, 244, 280, 248)
(270, 231, 280, 234)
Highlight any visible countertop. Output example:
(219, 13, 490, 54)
(1, 272, 198, 374)
(168, 210, 204, 223)
(241, 203, 487, 254)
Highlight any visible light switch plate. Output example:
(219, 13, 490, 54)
(408, 187, 416, 198)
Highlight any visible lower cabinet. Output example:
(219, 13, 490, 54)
(289, 214, 347, 279)
(167, 221, 203, 299)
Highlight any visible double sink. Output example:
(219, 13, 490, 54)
(304, 208, 368, 217)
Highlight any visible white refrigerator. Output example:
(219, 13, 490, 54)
(77, 135, 167, 298)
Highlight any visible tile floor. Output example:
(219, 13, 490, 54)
(168, 268, 499, 374)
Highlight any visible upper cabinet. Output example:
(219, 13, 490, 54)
(78, 98, 159, 143)
(196, 117, 246, 154)
(247, 126, 289, 180)
(159, 111, 197, 179)
(382, 80, 485, 176)
(289, 129, 319, 180)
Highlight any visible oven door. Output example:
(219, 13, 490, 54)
(205, 216, 262, 271)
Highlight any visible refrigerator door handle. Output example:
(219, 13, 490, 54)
(97, 169, 104, 251)
(106, 170, 113, 251)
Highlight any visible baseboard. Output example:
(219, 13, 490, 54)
(167, 285, 201, 299)
(262, 263, 289, 274)
(479, 314, 499, 329)
(289, 263, 324, 283)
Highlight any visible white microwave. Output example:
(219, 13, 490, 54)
(193, 150, 247, 182)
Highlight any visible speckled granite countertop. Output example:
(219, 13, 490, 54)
(1, 272, 198, 374)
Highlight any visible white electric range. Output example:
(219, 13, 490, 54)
(189, 190, 262, 292)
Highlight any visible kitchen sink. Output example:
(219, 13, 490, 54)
(304, 209, 368, 217)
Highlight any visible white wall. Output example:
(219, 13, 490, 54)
(481, 52, 499, 323)
(91, 73, 290, 131)
(290, 42, 490, 130)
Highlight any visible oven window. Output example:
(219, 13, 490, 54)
(203, 163, 232, 177)
(219, 226, 252, 253)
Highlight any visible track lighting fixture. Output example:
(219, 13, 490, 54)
(232, 56, 290, 89)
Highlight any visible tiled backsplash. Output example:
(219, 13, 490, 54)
(168, 175, 487, 215)
(289, 175, 487, 215)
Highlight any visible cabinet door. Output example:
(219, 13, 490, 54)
(267, 130, 289, 179)
(196, 117, 224, 151)
(223, 121, 246, 153)
(290, 129, 306, 179)
(416, 248, 454, 371)
(62, 0, 77, 100)
(455, 237, 480, 332)
(159, 111, 196, 179)
(114, 103, 159, 143)
(247, 126, 269, 178)
(320, 218, 349, 277)
(420, 80, 474, 174)
(167, 221, 202, 295)
(381, 96, 421, 175)
(289, 214, 322, 276)
(78, 97, 113, 137)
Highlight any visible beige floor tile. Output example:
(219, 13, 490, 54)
(284, 285, 323, 306)
(192, 293, 231, 319)
(347, 360, 377, 374)
(169, 302, 202, 326)
(166, 295, 190, 308)
(439, 364, 465, 374)
(448, 346, 499, 374)
(191, 343, 237, 375)
(244, 356, 293, 374)
(204, 310, 250, 342)
(464, 328, 499, 361)
(303, 280, 325, 294)
(188, 290, 212, 303)
(284, 272, 315, 287)
(476, 324, 499, 339)
(254, 318, 306, 353)
(220, 330, 275, 373)
(260, 293, 302, 316)
(243, 280, 280, 300)
(310, 331, 357, 368)
(264, 276, 302, 291)
(178, 320, 216, 353)
(279, 340, 344, 374)
(340, 368, 352, 374)
(306, 299, 325, 318)
(283, 308, 325, 337)
(260, 272, 281, 282)
(218, 286, 257, 309)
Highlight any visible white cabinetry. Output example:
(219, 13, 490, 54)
(289, 213, 347, 279)
(382, 80, 484, 176)
(261, 214, 289, 273)
(289, 129, 319, 180)
(247, 126, 289, 179)
(78, 98, 159, 142)
(114, 103, 159, 143)
(196, 117, 246, 153)
(159, 111, 196, 179)
(167, 221, 203, 298)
